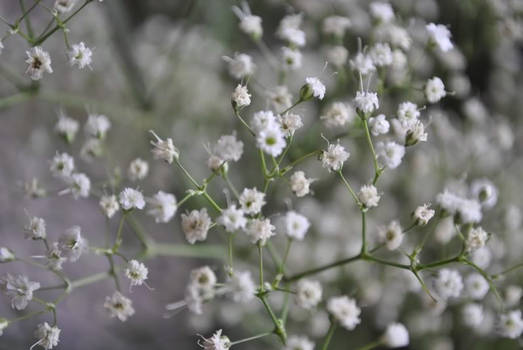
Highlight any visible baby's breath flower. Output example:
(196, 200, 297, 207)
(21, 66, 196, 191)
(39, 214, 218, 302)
(376, 141, 405, 169)
(285, 335, 315, 350)
(46, 243, 66, 271)
(149, 130, 179, 164)
(268, 85, 292, 111)
(25, 46, 53, 80)
(217, 205, 247, 232)
(99, 194, 119, 218)
(181, 208, 212, 244)
(369, 42, 393, 67)
(279, 112, 303, 137)
(80, 138, 103, 161)
(300, 77, 326, 101)
(223, 53, 255, 80)
(322, 16, 351, 37)
(104, 291, 135, 322)
(281, 47, 302, 71)
(147, 191, 177, 223)
(462, 303, 484, 328)
(85, 114, 110, 139)
(239, 187, 266, 215)
(68, 42, 92, 69)
(359, 184, 380, 208)
(354, 91, 379, 114)
(128, 158, 149, 181)
(33, 322, 60, 349)
(54, 0, 76, 14)
(226, 270, 256, 303)
(397, 101, 420, 127)
(290, 171, 313, 197)
(296, 279, 322, 309)
(0, 318, 7, 336)
(425, 77, 446, 103)
(413, 204, 435, 225)
(466, 227, 488, 252)
(245, 218, 276, 245)
(231, 84, 251, 108)
(213, 133, 244, 162)
(350, 52, 376, 75)
(0, 247, 15, 262)
(125, 260, 149, 287)
(382, 323, 409, 348)
(277, 14, 306, 47)
(499, 310, 523, 339)
(66, 173, 91, 199)
(25, 216, 47, 240)
(190, 266, 217, 291)
(504, 286, 522, 308)
(198, 329, 231, 350)
(379, 220, 404, 251)
(426, 23, 454, 52)
(119, 188, 145, 211)
(257, 125, 286, 157)
(321, 143, 350, 172)
(284, 211, 310, 240)
(435, 268, 463, 300)
(0, 274, 40, 310)
(232, 2, 262, 39)
(465, 273, 489, 300)
(370, 2, 395, 23)
(327, 295, 361, 330)
(368, 114, 389, 135)
(55, 111, 79, 143)
(326, 45, 349, 67)
(320, 102, 354, 128)
(50, 152, 75, 179)
(405, 120, 428, 146)
(58, 226, 87, 262)
(25, 178, 46, 198)
(470, 179, 498, 209)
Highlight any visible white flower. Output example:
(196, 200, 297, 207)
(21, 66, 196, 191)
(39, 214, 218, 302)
(326, 45, 349, 67)
(413, 204, 435, 225)
(213, 133, 244, 162)
(226, 270, 256, 303)
(150, 130, 179, 164)
(189, 266, 217, 291)
(100, 195, 119, 218)
(499, 310, 523, 339)
(321, 102, 354, 128)
(426, 23, 454, 52)
(435, 268, 463, 300)
(198, 329, 231, 350)
(239, 187, 266, 215)
(0, 247, 14, 262)
(252, 110, 278, 132)
(370, 2, 394, 22)
(34, 322, 60, 349)
(0, 274, 40, 310)
(466, 227, 488, 252)
(217, 205, 247, 232)
(66, 173, 91, 199)
(245, 218, 276, 245)
(277, 14, 306, 47)
(369, 43, 393, 67)
(147, 191, 177, 223)
(181, 208, 212, 244)
(321, 143, 350, 172)
(281, 47, 302, 71)
(25, 46, 52, 80)
(232, 2, 262, 39)
(375, 24, 411, 50)
(302, 77, 326, 100)
(391, 49, 407, 70)
(376, 141, 405, 169)
(223, 53, 255, 79)
(327, 296, 361, 330)
(456, 198, 483, 224)
(54, 0, 76, 13)
(0, 318, 7, 336)
(504, 285, 522, 308)
(68, 42, 92, 69)
(125, 260, 148, 287)
(257, 125, 286, 157)
(358, 184, 381, 208)
(470, 179, 498, 209)
(354, 91, 379, 114)
(405, 120, 428, 146)
(80, 138, 103, 161)
(382, 323, 409, 348)
(128, 158, 149, 181)
(24, 178, 46, 198)
(231, 84, 251, 108)
(58, 226, 87, 262)
(25, 216, 47, 240)
(462, 303, 484, 328)
(284, 211, 310, 240)
(285, 335, 315, 350)
(119, 188, 145, 211)
(55, 111, 79, 142)
(104, 291, 135, 322)
(350, 52, 376, 75)
(46, 243, 66, 271)
(379, 220, 404, 250)
(290, 171, 313, 197)
(322, 16, 351, 37)
(50, 152, 74, 178)
(368, 114, 389, 136)
(85, 114, 110, 139)
(268, 85, 292, 111)
(425, 77, 446, 103)
(296, 279, 322, 309)
(279, 113, 303, 137)
(397, 102, 420, 127)
(465, 273, 489, 300)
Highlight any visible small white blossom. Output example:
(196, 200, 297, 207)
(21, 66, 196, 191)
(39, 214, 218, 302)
(281, 47, 302, 71)
(33, 322, 60, 349)
(379, 220, 404, 251)
(290, 171, 313, 197)
(327, 296, 361, 330)
(245, 218, 276, 245)
(85, 114, 110, 139)
(181, 208, 212, 244)
(25, 216, 47, 240)
(426, 23, 454, 52)
(223, 53, 255, 79)
(350, 52, 376, 75)
(239, 187, 266, 215)
(370, 2, 395, 23)
(0, 247, 14, 262)
(125, 260, 148, 287)
(279, 113, 303, 137)
(99, 195, 119, 218)
(0, 274, 40, 310)
(80, 138, 103, 161)
(382, 323, 409, 348)
(58, 226, 86, 262)
(119, 188, 145, 211)
(405, 120, 428, 146)
(257, 125, 286, 157)
(46, 243, 66, 271)
(147, 191, 177, 223)
(302, 77, 326, 100)
(277, 14, 306, 47)
(198, 329, 231, 350)
(55, 111, 79, 142)
(232, 2, 262, 39)
(354, 91, 379, 114)
(25, 46, 53, 80)
(66, 173, 91, 199)
(213, 133, 244, 162)
(462, 303, 484, 328)
(50, 152, 74, 179)
(252, 110, 278, 132)
(376, 141, 405, 169)
(189, 266, 217, 291)
(397, 102, 420, 127)
(296, 279, 322, 309)
(470, 179, 498, 209)
(368, 114, 390, 136)
(0, 318, 7, 336)
(425, 77, 446, 103)
(504, 286, 522, 308)
(466, 227, 488, 252)
(321, 143, 350, 172)
(369, 43, 393, 67)
(285, 335, 315, 350)
(284, 211, 310, 240)
(326, 45, 349, 67)
(128, 158, 149, 181)
(413, 204, 435, 225)
(321, 102, 354, 128)
(150, 130, 179, 164)
(359, 184, 381, 208)
(268, 85, 292, 111)
(226, 270, 256, 303)
(322, 16, 351, 37)
(231, 84, 251, 108)
(465, 273, 489, 300)
(499, 310, 523, 339)
(104, 291, 135, 322)
(435, 268, 463, 300)
(68, 42, 92, 69)
(217, 205, 247, 232)
(54, 0, 76, 13)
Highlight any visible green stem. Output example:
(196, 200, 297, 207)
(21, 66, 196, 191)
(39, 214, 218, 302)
(230, 331, 273, 346)
(280, 99, 302, 115)
(338, 170, 362, 207)
(233, 107, 255, 136)
(362, 254, 411, 270)
(321, 321, 338, 350)
(285, 253, 361, 282)
(280, 150, 320, 175)
(258, 243, 264, 289)
(362, 117, 383, 185)
(493, 262, 523, 279)
(356, 339, 383, 350)
(361, 210, 367, 254)
(278, 238, 292, 275)
(227, 233, 234, 276)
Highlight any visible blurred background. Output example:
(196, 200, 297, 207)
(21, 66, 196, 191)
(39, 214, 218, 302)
(0, 0, 523, 349)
